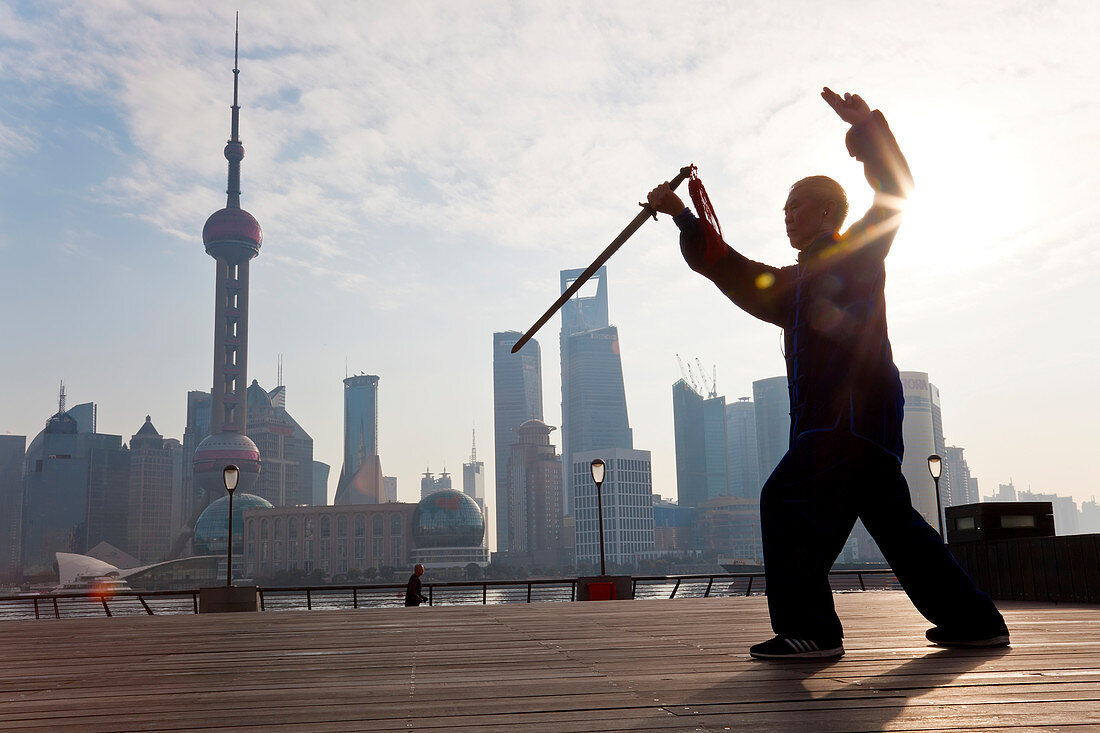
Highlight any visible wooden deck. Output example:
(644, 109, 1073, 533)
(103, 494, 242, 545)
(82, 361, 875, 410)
(1, 592, 1098, 731)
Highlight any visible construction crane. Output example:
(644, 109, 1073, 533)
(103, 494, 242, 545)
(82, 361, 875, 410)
(676, 354, 720, 398)
(694, 357, 719, 399)
(675, 353, 702, 394)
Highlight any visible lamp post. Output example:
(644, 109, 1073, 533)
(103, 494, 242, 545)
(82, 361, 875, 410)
(590, 459, 608, 576)
(927, 454, 944, 539)
(223, 464, 239, 587)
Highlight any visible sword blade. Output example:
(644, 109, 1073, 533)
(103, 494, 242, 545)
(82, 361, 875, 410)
(511, 165, 693, 354)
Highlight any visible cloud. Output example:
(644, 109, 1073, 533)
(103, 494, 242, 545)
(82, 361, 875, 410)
(3, 0, 1100, 504)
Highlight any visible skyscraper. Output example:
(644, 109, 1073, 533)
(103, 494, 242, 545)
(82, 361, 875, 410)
(462, 431, 488, 550)
(672, 379, 729, 507)
(177, 390, 211, 544)
(20, 397, 128, 579)
(127, 417, 176, 563)
(503, 419, 564, 565)
(725, 397, 761, 500)
(83, 432, 131, 559)
(752, 376, 789, 480)
(0, 435, 27, 583)
(420, 469, 452, 499)
(312, 461, 330, 505)
(943, 445, 977, 507)
(672, 380, 705, 507)
(492, 331, 543, 552)
(572, 448, 654, 567)
(67, 402, 96, 434)
(899, 371, 942, 529)
(246, 380, 314, 507)
(559, 266, 632, 516)
(191, 20, 263, 511)
(336, 374, 380, 504)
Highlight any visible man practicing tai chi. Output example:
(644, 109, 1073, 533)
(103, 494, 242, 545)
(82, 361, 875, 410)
(648, 88, 1009, 659)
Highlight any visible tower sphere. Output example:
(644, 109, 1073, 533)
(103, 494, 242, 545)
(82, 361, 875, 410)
(224, 140, 244, 162)
(202, 207, 262, 258)
(192, 430, 261, 496)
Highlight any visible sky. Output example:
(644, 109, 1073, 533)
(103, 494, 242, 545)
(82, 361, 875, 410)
(2, 1, 1099, 543)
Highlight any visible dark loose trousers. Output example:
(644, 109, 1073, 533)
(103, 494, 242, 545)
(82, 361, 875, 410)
(762, 431, 1004, 640)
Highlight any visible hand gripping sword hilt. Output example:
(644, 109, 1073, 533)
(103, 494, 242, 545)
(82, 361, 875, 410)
(640, 165, 695, 219)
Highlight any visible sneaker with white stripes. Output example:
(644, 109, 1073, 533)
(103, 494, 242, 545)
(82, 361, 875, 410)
(749, 634, 844, 659)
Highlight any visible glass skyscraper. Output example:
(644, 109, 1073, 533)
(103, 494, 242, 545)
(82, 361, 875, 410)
(493, 331, 544, 552)
(20, 405, 128, 579)
(336, 374, 380, 503)
(672, 380, 728, 507)
(179, 390, 212, 541)
(559, 266, 632, 516)
(672, 380, 706, 507)
(752, 376, 789, 481)
(725, 397, 761, 501)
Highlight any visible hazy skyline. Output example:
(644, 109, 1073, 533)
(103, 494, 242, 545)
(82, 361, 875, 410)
(2, 2, 1099, 527)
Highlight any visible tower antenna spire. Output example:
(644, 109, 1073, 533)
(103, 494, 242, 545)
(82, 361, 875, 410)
(58, 380, 66, 415)
(470, 427, 477, 462)
(224, 11, 244, 209)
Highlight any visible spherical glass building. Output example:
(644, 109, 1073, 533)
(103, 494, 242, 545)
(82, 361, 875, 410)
(412, 489, 485, 549)
(193, 493, 273, 556)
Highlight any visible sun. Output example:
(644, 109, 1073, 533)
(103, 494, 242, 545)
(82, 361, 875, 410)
(886, 108, 1036, 273)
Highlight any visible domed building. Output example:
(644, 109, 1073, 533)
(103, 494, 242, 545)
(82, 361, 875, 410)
(411, 489, 489, 569)
(193, 493, 273, 556)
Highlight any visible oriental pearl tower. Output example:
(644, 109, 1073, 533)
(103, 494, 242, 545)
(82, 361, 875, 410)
(191, 18, 262, 502)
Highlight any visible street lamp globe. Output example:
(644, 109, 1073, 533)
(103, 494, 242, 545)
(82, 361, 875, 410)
(590, 458, 606, 487)
(927, 455, 942, 480)
(224, 464, 240, 493)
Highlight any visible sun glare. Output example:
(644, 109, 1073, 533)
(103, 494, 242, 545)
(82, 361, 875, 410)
(889, 111, 1036, 273)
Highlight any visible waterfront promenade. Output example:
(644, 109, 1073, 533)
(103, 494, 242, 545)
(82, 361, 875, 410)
(1, 592, 1097, 731)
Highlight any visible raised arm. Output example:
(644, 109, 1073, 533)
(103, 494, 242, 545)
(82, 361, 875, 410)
(822, 88, 914, 258)
(648, 182, 793, 327)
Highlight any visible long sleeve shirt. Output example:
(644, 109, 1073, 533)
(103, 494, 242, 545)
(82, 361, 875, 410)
(676, 111, 914, 461)
(404, 573, 424, 606)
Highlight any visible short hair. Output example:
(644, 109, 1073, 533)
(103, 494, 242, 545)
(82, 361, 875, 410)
(791, 175, 848, 229)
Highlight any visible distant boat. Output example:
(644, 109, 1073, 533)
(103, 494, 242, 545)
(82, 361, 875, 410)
(52, 575, 131, 594)
(719, 557, 763, 573)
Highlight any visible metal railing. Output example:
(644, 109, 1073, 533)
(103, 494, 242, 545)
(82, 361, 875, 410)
(0, 569, 900, 620)
(0, 587, 201, 620)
